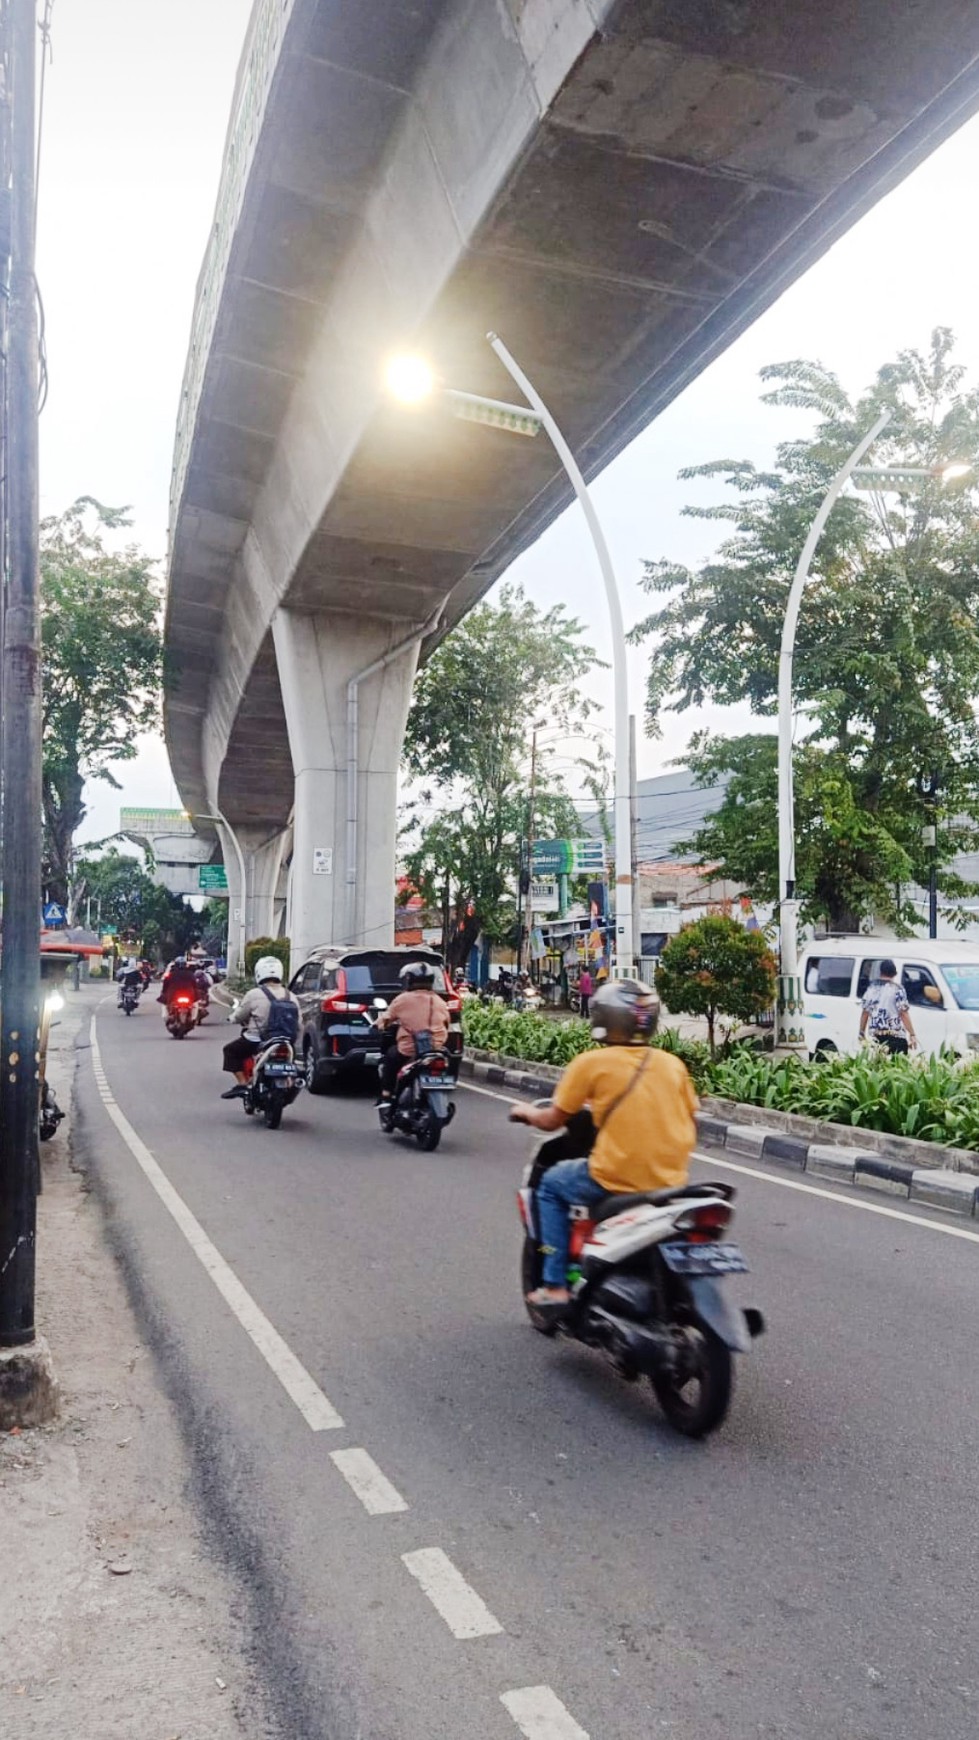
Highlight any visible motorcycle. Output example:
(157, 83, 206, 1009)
(378, 1041, 457, 1151)
(240, 1035, 304, 1130)
(518, 1111, 764, 1437)
(119, 981, 140, 1016)
(165, 992, 199, 1039)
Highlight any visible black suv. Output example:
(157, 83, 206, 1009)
(290, 945, 463, 1093)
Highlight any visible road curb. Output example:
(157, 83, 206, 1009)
(459, 1052, 979, 1221)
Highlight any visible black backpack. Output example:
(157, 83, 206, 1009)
(261, 985, 300, 1044)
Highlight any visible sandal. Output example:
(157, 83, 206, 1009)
(526, 1287, 571, 1309)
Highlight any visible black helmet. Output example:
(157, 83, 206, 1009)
(174, 955, 187, 969)
(589, 978, 660, 1046)
(400, 959, 435, 989)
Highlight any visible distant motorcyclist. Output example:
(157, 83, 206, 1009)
(376, 960, 450, 1103)
(158, 955, 201, 1011)
(221, 956, 301, 1099)
(116, 956, 142, 1007)
(509, 980, 698, 1309)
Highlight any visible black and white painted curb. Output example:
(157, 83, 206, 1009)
(459, 1054, 979, 1222)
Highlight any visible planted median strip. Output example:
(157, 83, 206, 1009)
(462, 1006, 979, 1154)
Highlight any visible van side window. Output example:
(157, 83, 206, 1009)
(902, 964, 943, 1009)
(806, 956, 855, 998)
(857, 958, 886, 998)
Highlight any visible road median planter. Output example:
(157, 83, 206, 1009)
(461, 1051, 979, 1221)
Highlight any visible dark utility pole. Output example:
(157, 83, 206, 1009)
(0, 0, 41, 1349)
(917, 770, 941, 942)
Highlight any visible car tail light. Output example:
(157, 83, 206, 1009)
(445, 989, 462, 1014)
(675, 1202, 733, 1243)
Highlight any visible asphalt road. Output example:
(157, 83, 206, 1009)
(76, 988, 979, 1740)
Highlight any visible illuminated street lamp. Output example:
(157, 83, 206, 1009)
(385, 340, 636, 977)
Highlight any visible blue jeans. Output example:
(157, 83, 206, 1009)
(536, 1159, 607, 1286)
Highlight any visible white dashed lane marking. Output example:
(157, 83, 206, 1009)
(90, 1017, 345, 1432)
(329, 1447, 408, 1515)
(401, 1548, 503, 1639)
(501, 1685, 591, 1739)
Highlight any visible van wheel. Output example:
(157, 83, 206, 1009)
(813, 1041, 838, 1064)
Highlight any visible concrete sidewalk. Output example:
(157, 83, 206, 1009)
(0, 983, 271, 1739)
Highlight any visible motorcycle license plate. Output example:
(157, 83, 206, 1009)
(418, 1075, 453, 1091)
(264, 1063, 299, 1078)
(660, 1242, 749, 1277)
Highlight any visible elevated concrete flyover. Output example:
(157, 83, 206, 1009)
(166, 0, 979, 969)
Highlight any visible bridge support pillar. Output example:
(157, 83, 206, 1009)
(272, 610, 420, 967)
(238, 827, 290, 949)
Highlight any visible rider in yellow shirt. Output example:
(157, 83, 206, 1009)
(510, 980, 698, 1306)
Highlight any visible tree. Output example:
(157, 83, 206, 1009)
(630, 330, 979, 931)
(401, 584, 605, 966)
(655, 915, 777, 1057)
(41, 499, 162, 903)
(74, 850, 198, 962)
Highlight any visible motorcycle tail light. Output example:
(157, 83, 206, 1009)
(427, 1055, 447, 1072)
(274, 1045, 291, 1059)
(675, 1202, 733, 1243)
(569, 1218, 596, 1259)
(176, 996, 192, 1006)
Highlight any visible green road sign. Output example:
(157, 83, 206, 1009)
(532, 839, 573, 876)
(199, 864, 229, 893)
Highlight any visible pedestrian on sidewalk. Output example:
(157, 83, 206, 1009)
(578, 967, 593, 1019)
(859, 959, 918, 1056)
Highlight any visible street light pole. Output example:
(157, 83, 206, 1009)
(487, 333, 635, 979)
(776, 409, 891, 1051)
(0, 0, 42, 1354)
(188, 812, 247, 976)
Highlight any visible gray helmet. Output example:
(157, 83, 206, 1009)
(589, 978, 660, 1045)
(399, 959, 435, 989)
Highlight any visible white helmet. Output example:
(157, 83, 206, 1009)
(254, 956, 284, 985)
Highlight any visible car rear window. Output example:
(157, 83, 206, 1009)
(344, 955, 448, 995)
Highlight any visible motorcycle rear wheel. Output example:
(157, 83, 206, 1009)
(650, 1324, 732, 1438)
(170, 1026, 187, 1039)
(520, 1239, 558, 1337)
(264, 1094, 284, 1130)
(416, 1111, 441, 1151)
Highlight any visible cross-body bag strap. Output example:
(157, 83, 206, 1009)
(596, 1048, 653, 1134)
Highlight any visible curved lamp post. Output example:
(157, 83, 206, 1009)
(385, 339, 635, 978)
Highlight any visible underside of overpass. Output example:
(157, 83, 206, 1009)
(165, 0, 979, 966)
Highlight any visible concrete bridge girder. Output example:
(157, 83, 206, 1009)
(167, 0, 979, 961)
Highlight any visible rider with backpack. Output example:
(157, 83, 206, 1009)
(221, 956, 301, 1099)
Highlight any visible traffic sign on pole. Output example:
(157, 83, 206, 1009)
(198, 864, 229, 893)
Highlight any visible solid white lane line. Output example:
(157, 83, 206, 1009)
(458, 1082, 979, 1244)
(502, 1686, 590, 1740)
(401, 1548, 503, 1639)
(693, 1151, 979, 1244)
(90, 1018, 345, 1432)
(329, 1448, 408, 1515)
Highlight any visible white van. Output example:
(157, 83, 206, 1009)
(800, 937, 979, 1061)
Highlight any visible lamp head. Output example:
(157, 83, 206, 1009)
(385, 353, 436, 406)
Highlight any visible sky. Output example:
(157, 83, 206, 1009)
(34, 2, 979, 844)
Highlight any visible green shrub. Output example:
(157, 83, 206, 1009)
(461, 1004, 711, 1087)
(655, 915, 776, 1056)
(243, 936, 292, 983)
(704, 1046, 979, 1149)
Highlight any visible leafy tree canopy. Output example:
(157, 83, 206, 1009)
(401, 584, 606, 965)
(42, 498, 162, 903)
(655, 914, 777, 1057)
(630, 330, 979, 930)
(74, 849, 198, 962)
